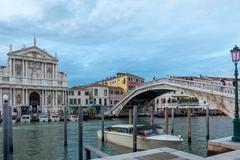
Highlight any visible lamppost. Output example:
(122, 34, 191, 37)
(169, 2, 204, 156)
(231, 45, 240, 142)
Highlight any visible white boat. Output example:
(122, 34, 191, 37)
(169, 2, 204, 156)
(21, 115, 31, 122)
(97, 124, 183, 150)
(69, 114, 78, 121)
(50, 114, 60, 122)
(39, 114, 49, 122)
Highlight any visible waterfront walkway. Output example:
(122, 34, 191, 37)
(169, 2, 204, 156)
(94, 147, 240, 160)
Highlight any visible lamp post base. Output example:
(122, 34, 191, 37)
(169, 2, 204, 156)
(232, 119, 240, 142)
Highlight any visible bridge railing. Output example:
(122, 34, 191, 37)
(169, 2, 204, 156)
(141, 78, 236, 95)
(110, 77, 236, 115)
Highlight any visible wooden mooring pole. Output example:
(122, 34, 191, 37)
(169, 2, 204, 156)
(164, 107, 169, 134)
(8, 106, 13, 153)
(78, 106, 83, 160)
(188, 108, 192, 143)
(206, 106, 210, 140)
(133, 105, 137, 152)
(64, 106, 68, 147)
(3, 95, 10, 160)
(129, 108, 133, 124)
(171, 107, 174, 134)
(101, 105, 105, 142)
(150, 107, 154, 125)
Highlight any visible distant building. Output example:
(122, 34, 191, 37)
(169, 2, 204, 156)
(100, 72, 144, 93)
(109, 86, 124, 106)
(85, 84, 110, 106)
(0, 40, 68, 117)
(68, 86, 90, 106)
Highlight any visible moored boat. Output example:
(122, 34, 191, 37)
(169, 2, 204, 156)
(21, 115, 31, 122)
(39, 114, 49, 122)
(50, 114, 60, 122)
(68, 114, 78, 121)
(97, 124, 183, 150)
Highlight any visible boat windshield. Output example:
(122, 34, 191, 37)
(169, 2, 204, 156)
(138, 128, 163, 136)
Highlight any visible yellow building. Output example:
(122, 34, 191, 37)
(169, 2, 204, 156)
(101, 73, 144, 94)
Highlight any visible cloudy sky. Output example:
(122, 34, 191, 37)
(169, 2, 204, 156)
(0, 0, 239, 86)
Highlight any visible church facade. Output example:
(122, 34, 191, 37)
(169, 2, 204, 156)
(0, 40, 68, 118)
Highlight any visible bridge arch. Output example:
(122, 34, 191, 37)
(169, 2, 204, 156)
(110, 78, 236, 118)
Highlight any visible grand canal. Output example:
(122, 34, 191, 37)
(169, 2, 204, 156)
(0, 116, 232, 160)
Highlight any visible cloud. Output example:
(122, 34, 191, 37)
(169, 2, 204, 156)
(0, 0, 239, 86)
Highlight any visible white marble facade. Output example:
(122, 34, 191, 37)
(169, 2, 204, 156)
(0, 41, 68, 115)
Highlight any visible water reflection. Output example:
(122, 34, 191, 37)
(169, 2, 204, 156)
(0, 116, 232, 160)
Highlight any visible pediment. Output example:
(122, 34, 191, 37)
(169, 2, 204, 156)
(8, 46, 58, 62)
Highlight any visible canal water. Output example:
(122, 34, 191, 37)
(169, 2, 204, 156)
(0, 116, 232, 160)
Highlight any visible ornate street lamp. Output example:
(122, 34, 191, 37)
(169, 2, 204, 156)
(231, 45, 240, 142)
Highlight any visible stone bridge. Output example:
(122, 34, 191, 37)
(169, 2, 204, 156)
(109, 78, 238, 118)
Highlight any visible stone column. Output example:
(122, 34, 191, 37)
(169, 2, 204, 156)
(45, 63, 47, 78)
(41, 62, 44, 79)
(55, 64, 58, 79)
(13, 59, 15, 77)
(41, 90, 44, 108)
(52, 64, 54, 79)
(26, 61, 28, 77)
(13, 88, 16, 107)
(22, 60, 25, 77)
(55, 90, 57, 107)
(22, 88, 24, 105)
(9, 59, 12, 76)
(26, 89, 28, 105)
(9, 88, 12, 106)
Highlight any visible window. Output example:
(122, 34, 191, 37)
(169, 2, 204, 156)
(123, 78, 126, 84)
(85, 91, 89, 96)
(104, 98, 107, 105)
(156, 99, 159, 104)
(104, 89, 107, 96)
(78, 91, 81, 96)
(110, 90, 114, 94)
(74, 99, 77, 105)
(120, 91, 123, 95)
(110, 100, 113, 104)
(99, 99, 102, 105)
(69, 91, 74, 96)
(94, 89, 98, 96)
(93, 98, 96, 105)
(86, 99, 89, 105)
(78, 99, 81, 105)
(70, 99, 73, 105)
(114, 100, 119, 105)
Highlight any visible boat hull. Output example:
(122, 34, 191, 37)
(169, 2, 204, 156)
(97, 131, 182, 150)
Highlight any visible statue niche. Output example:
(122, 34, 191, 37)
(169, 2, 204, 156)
(28, 61, 41, 78)
(46, 64, 53, 79)
(16, 94, 21, 105)
(57, 94, 62, 105)
(47, 94, 52, 105)
(15, 63, 22, 76)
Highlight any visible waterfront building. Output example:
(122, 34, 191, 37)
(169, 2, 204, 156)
(0, 40, 68, 117)
(109, 86, 124, 106)
(85, 84, 110, 106)
(68, 86, 90, 106)
(100, 72, 144, 94)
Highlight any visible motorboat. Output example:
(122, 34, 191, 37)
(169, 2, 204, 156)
(97, 124, 183, 150)
(68, 114, 78, 121)
(21, 115, 31, 122)
(39, 114, 49, 122)
(50, 114, 60, 122)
